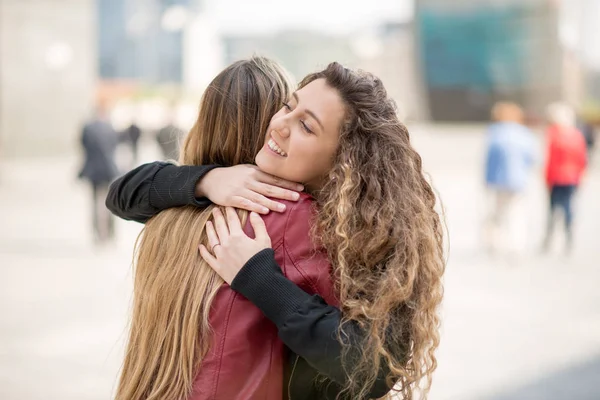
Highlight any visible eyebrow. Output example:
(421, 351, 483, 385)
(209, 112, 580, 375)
(293, 92, 324, 130)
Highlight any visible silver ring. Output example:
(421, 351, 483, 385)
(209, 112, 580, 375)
(211, 243, 221, 253)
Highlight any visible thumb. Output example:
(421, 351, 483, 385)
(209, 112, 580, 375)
(250, 212, 270, 246)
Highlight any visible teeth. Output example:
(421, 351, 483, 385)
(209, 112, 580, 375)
(268, 139, 287, 156)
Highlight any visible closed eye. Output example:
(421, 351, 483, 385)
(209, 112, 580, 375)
(283, 101, 313, 133)
(300, 121, 314, 134)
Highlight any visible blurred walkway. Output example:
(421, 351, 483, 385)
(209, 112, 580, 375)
(0, 126, 599, 400)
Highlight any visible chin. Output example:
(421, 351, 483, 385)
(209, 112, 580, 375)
(255, 151, 276, 175)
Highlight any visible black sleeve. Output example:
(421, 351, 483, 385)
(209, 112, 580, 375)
(231, 249, 393, 398)
(105, 161, 220, 223)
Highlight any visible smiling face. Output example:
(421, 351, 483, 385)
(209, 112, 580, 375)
(255, 78, 346, 191)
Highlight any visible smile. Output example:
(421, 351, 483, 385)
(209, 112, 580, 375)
(267, 138, 287, 157)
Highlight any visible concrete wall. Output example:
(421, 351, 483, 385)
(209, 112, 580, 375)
(0, 0, 96, 158)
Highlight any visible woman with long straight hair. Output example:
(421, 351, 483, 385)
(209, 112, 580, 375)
(115, 56, 332, 400)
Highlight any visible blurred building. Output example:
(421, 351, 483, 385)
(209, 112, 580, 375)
(222, 31, 358, 83)
(0, 0, 96, 157)
(182, 4, 224, 92)
(222, 25, 426, 120)
(98, 0, 196, 84)
(415, 0, 597, 121)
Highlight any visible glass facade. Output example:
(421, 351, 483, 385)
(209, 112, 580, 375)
(97, 0, 191, 83)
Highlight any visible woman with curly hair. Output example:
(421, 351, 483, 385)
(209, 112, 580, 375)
(108, 62, 445, 399)
(200, 63, 445, 399)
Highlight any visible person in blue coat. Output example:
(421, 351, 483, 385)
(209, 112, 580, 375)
(483, 102, 536, 256)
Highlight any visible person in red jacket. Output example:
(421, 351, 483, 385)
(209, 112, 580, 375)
(542, 103, 587, 253)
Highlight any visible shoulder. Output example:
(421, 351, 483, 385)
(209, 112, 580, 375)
(83, 121, 97, 132)
(486, 124, 499, 138)
(572, 128, 588, 149)
(279, 193, 322, 260)
(546, 125, 561, 138)
(259, 193, 315, 249)
(515, 125, 535, 144)
(282, 192, 315, 232)
(254, 194, 334, 302)
(572, 127, 586, 140)
(514, 124, 532, 135)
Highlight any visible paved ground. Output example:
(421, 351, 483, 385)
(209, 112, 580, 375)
(0, 125, 599, 400)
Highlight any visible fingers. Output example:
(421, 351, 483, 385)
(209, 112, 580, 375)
(198, 244, 219, 270)
(205, 221, 220, 250)
(250, 181, 301, 202)
(225, 207, 243, 234)
(243, 190, 287, 213)
(231, 196, 270, 215)
(256, 170, 304, 192)
(249, 212, 270, 246)
(212, 208, 229, 241)
(199, 244, 233, 285)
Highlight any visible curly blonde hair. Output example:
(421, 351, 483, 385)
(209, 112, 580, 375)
(301, 63, 446, 399)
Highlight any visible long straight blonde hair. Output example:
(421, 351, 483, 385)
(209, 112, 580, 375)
(115, 57, 292, 400)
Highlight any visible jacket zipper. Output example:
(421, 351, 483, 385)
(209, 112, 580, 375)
(288, 354, 300, 400)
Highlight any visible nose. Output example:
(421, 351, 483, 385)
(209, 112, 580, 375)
(278, 125, 291, 138)
(271, 117, 291, 138)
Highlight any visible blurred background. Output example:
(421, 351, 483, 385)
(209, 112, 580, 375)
(0, 0, 599, 399)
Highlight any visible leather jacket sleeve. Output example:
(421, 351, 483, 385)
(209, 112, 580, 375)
(231, 249, 395, 399)
(105, 161, 220, 223)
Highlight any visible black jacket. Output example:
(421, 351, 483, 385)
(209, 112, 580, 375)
(106, 162, 396, 399)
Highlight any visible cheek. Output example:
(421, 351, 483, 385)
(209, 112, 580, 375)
(316, 147, 337, 173)
(312, 137, 337, 164)
(298, 143, 336, 177)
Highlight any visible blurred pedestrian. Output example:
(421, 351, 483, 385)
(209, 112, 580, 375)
(155, 109, 184, 161)
(577, 102, 600, 163)
(578, 118, 596, 157)
(542, 102, 587, 254)
(483, 102, 536, 256)
(122, 122, 142, 165)
(78, 103, 120, 244)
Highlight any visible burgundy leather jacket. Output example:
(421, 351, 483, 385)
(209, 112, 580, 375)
(189, 193, 337, 400)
